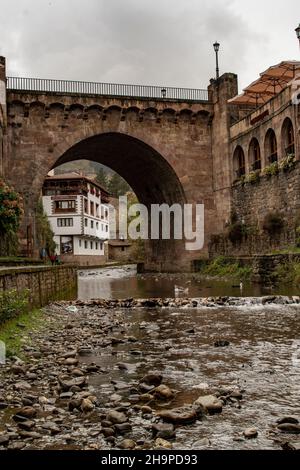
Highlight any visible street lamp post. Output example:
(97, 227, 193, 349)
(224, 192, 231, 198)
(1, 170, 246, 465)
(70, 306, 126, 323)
(213, 42, 220, 80)
(296, 24, 300, 47)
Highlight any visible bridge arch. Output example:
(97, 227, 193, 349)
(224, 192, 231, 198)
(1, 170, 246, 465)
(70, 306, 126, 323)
(50, 132, 187, 271)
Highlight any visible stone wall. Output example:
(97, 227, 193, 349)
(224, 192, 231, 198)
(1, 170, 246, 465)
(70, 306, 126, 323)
(209, 163, 300, 257)
(61, 254, 106, 267)
(0, 265, 77, 307)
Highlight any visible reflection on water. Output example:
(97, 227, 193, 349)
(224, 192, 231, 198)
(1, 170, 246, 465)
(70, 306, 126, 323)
(78, 265, 300, 300)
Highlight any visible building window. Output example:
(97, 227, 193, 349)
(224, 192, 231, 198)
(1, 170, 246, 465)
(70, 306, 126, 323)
(122, 247, 125, 252)
(233, 146, 245, 178)
(60, 236, 73, 254)
(90, 201, 94, 216)
(282, 118, 295, 156)
(101, 224, 104, 231)
(96, 222, 99, 230)
(90, 241, 93, 249)
(84, 198, 89, 214)
(249, 138, 261, 171)
(96, 204, 99, 217)
(265, 129, 278, 163)
(54, 200, 76, 213)
(57, 218, 73, 227)
(84, 219, 88, 227)
(79, 239, 82, 247)
(106, 225, 108, 232)
(84, 241, 88, 249)
(91, 220, 94, 229)
(100, 243, 103, 250)
(105, 209, 108, 219)
(96, 242, 98, 250)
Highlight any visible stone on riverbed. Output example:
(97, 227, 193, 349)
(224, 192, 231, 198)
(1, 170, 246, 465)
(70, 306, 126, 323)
(140, 373, 163, 387)
(81, 398, 95, 413)
(277, 417, 299, 425)
(152, 423, 175, 440)
(15, 406, 37, 419)
(154, 438, 173, 449)
(194, 395, 223, 415)
(58, 376, 86, 391)
(243, 428, 258, 439)
(119, 439, 136, 450)
(154, 385, 174, 400)
(277, 424, 300, 434)
(157, 406, 198, 425)
(106, 410, 128, 424)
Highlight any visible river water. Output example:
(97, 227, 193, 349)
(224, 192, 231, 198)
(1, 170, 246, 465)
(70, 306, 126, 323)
(78, 265, 300, 300)
(75, 266, 300, 450)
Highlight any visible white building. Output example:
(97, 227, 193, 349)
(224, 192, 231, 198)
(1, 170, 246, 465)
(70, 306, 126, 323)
(42, 173, 110, 266)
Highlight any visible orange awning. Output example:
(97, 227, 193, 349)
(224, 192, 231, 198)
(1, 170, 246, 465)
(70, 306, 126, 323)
(228, 60, 300, 106)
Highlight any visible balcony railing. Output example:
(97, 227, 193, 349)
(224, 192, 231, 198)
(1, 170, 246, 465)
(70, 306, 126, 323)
(7, 76, 210, 102)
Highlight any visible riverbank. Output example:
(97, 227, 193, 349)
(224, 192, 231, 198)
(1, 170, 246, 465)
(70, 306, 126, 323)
(1, 299, 300, 450)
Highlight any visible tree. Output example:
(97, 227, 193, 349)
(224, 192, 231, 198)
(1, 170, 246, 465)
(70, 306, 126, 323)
(107, 173, 131, 197)
(0, 179, 23, 256)
(96, 168, 108, 190)
(35, 200, 56, 255)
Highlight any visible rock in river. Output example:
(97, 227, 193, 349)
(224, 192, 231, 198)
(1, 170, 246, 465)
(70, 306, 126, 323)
(244, 428, 258, 439)
(158, 407, 198, 425)
(154, 385, 174, 400)
(277, 424, 300, 434)
(194, 395, 223, 415)
(152, 423, 175, 440)
(106, 410, 128, 424)
(140, 373, 163, 387)
(16, 406, 37, 419)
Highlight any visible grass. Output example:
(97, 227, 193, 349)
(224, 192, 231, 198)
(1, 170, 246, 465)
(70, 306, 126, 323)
(0, 309, 45, 358)
(197, 256, 252, 281)
(274, 261, 300, 286)
(270, 246, 300, 255)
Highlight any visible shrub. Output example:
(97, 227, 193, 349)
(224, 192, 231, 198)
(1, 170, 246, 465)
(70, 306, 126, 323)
(0, 289, 30, 326)
(279, 153, 295, 172)
(245, 170, 260, 184)
(0, 179, 23, 256)
(263, 212, 284, 235)
(262, 162, 279, 177)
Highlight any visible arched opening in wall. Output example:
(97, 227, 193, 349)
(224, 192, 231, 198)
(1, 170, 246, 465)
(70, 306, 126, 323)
(249, 138, 261, 171)
(281, 117, 295, 156)
(233, 146, 246, 179)
(264, 129, 278, 164)
(42, 132, 187, 272)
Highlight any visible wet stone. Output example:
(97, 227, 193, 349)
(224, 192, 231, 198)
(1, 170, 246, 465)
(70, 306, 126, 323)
(158, 407, 198, 425)
(244, 428, 258, 439)
(277, 417, 299, 425)
(119, 439, 136, 450)
(106, 410, 128, 424)
(277, 424, 300, 434)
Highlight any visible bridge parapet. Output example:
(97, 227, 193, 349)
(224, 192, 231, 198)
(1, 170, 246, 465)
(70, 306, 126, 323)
(7, 76, 211, 103)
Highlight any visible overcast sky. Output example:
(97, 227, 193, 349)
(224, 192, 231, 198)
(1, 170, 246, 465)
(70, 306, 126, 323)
(0, 0, 299, 92)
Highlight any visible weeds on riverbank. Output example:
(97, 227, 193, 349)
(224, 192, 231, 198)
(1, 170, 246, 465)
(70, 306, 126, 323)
(0, 309, 44, 358)
(274, 261, 300, 286)
(0, 289, 30, 325)
(197, 256, 252, 281)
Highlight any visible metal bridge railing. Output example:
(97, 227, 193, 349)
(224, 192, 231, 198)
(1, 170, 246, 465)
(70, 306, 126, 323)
(7, 76, 210, 102)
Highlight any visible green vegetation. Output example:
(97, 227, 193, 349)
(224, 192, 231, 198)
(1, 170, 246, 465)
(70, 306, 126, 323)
(0, 289, 30, 326)
(279, 153, 295, 172)
(107, 172, 131, 197)
(0, 308, 44, 358)
(263, 212, 284, 235)
(0, 179, 23, 256)
(198, 256, 252, 281)
(96, 167, 109, 189)
(35, 199, 56, 255)
(274, 261, 300, 287)
(262, 162, 279, 177)
(245, 170, 260, 184)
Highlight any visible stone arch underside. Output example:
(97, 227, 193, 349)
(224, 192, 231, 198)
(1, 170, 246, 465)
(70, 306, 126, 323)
(52, 132, 189, 272)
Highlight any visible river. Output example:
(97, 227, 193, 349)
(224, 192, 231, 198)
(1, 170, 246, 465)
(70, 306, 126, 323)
(0, 265, 299, 450)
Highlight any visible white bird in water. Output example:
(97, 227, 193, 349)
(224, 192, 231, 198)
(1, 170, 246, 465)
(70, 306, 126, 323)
(240, 281, 244, 292)
(174, 285, 189, 296)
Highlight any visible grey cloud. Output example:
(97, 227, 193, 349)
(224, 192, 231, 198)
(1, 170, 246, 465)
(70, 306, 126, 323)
(0, 0, 299, 91)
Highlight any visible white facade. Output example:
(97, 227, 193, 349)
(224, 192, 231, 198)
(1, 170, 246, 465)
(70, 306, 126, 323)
(42, 176, 109, 261)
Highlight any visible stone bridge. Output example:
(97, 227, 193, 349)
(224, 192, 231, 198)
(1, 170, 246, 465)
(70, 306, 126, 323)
(0, 56, 237, 271)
